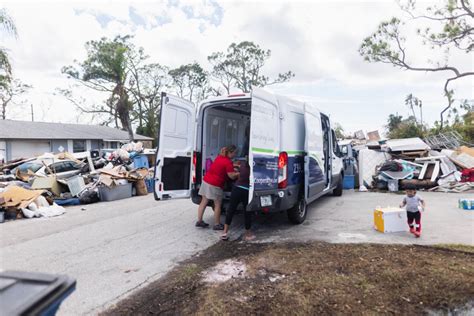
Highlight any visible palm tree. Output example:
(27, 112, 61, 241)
(0, 9, 17, 89)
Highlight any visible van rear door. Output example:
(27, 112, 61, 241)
(154, 93, 195, 200)
(249, 88, 281, 205)
(303, 104, 326, 202)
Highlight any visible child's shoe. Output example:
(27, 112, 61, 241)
(409, 227, 415, 234)
(414, 231, 421, 238)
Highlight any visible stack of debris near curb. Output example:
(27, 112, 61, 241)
(0, 142, 156, 221)
(348, 136, 474, 193)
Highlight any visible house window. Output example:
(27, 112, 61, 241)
(73, 140, 86, 153)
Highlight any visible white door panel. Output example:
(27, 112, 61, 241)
(154, 93, 195, 200)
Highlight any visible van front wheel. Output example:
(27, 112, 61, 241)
(287, 198, 307, 224)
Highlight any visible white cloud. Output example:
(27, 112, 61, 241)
(1, 0, 472, 135)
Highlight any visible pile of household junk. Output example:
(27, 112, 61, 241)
(0, 142, 155, 221)
(353, 137, 474, 193)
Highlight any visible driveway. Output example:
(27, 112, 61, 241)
(0, 191, 472, 315)
(252, 191, 473, 245)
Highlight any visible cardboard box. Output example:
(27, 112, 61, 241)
(374, 207, 408, 233)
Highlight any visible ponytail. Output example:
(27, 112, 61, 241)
(220, 145, 237, 157)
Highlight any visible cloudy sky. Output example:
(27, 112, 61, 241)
(1, 0, 472, 136)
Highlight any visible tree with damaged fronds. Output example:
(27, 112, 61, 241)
(405, 93, 423, 125)
(62, 35, 143, 141)
(359, 0, 473, 130)
(0, 9, 17, 91)
(168, 62, 211, 104)
(0, 9, 32, 120)
(208, 41, 295, 94)
(0, 79, 31, 120)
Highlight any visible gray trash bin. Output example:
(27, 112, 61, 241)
(0, 271, 76, 316)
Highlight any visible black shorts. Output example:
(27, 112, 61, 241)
(407, 211, 421, 222)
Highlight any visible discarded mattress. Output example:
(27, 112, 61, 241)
(386, 137, 431, 152)
(358, 149, 391, 188)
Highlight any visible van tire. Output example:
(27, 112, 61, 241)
(333, 174, 343, 197)
(287, 198, 307, 224)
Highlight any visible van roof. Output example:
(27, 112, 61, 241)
(199, 93, 250, 104)
(199, 90, 326, 117)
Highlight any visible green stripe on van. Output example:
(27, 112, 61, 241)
(251, 147, 279, 154)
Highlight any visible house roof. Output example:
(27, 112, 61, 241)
(0, 120, 153, 141)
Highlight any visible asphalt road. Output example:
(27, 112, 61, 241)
(1, 191, 472, 315)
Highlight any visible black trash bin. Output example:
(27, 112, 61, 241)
(0, 271, 76, 316)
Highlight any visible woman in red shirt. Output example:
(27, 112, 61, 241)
(196, 145, 239, 230)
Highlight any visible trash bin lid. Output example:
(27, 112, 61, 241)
(0, 271, 76, 316)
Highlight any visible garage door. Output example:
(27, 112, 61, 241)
(10, 140, 51, 159)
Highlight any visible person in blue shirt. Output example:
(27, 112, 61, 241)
(221, 158, 255, 241)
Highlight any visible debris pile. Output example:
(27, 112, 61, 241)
(341, 136, 474, 193)
(0, 142, 155, 221)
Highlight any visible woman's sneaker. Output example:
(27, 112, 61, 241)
(213, 223, 224, 231)
(195, 220, 210, 228)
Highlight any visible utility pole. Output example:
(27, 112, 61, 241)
(30, 104, 34, 121)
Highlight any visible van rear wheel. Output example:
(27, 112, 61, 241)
(287, 198, 307, 224)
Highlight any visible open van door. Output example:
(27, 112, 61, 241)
(304, 104, 326, 203)
(154, 93, 195, 200)
(248, 88, 281, 205)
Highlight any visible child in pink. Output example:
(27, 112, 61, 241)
(400, 188, 426, 238)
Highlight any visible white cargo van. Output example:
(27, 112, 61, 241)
(154, 88, 344, 224)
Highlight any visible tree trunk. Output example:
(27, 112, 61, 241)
(115, 84, 134, 142)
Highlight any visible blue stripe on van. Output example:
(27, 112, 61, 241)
(252, 154, 324, 190)
(252, 154, 278, 190)
(287, 156, 304, 186)
(308, 156, 324, 184)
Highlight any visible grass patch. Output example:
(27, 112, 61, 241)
(433, 244, 474, 254)
(103, 242, 474, 315)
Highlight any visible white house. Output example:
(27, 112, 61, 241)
(0, 120, 153, 162)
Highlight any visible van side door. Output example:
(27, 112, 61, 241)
(154, 93, 196, 200)
(303, 104, 326, 202)
(248, 88, 281, 205)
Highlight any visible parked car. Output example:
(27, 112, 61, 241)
(12, 159, 83, 179)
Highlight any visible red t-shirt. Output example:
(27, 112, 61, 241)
(203, 155, 234, 189)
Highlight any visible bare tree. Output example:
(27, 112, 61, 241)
(359, 0, 473, 130)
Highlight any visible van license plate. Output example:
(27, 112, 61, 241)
(260, 195, 272, 207)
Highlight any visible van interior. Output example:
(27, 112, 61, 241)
(200, 100, 251, 193)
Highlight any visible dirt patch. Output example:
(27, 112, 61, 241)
(202, 259, 247, 284)
(103, 242, 474, 315)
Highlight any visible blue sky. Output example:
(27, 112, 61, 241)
(2, 0, 472, 136)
